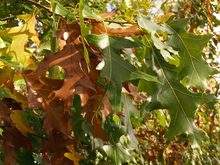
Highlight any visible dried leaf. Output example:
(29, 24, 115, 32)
(107, 25, 146, 37)
(91, 21, 145, 37)
(23, 23, 88, 110)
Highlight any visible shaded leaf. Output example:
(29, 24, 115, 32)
(103, 143, 133, 165)
(10, 110, 34, 135)
(122, 94, 139, 147)
(146, 49, 214, 146)
(42, 100, 71, 134)
(14, 148, 35, 165)
(129, 70, 160, 83)
(3, 127, 33, 165)
(83, 94, 111, 140)
(42, 130, 74, 165)
(0, 87, 14, 99)
(0, 100, 11, 122)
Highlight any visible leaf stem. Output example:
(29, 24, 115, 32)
(79, 0, 90, 68)
(91, 84, 109, 125)
(50, 0, 57, 53)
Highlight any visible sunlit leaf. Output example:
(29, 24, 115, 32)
(83, 5, 101, 20)
(138, 15, 179, 64)
(54, 0, 76, 22)
(0, 14, 39, 69)
(64, 145, 81, 165)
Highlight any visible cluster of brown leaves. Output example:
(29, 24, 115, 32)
(0, 12, 146, 164)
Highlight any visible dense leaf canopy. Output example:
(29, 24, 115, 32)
(0, 0, 219, 164)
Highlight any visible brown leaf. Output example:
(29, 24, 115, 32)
(23, 22, 102, 136)
(99, 11, 117, 19)
(3, 127, 33, 165)
(0, 100, 10, 123)
(107, 25, 146, 37)
(91, 21, 107, 35)
(42, 130, 75, 165)
(23, 23, 91, 111)
(123, 82, 148, 101)
(91, 20, 145, 37)
(42, 100, 71, 134)
(82, 95, 111, 140)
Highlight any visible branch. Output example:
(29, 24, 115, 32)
(0, 16, 16, 21)
(22, 0, 51, 13)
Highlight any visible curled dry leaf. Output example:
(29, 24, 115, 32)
(91, 20, 145, 37)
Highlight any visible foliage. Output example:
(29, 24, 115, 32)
(0, 0, 219, 164)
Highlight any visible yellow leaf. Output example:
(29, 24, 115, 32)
(64, 145, 81, 165)
(0, 14, 39, 68)
(156, 12, 175, 23)
(10, 110, 34, 135)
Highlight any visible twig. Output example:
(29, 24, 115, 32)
(22, 0, 51, 13)
(104, 19, 136, 25)
(0, 16, 16, 21)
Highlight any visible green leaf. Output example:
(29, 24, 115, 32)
(138, 15, 179, 64)
(15, 148, 35, 165)
(104, 115, 124, 144)
(108, 82, 122, 112)
(145, 49, 214, 147)
(0, 87, 14, 99)
(129, 70, 160, 83)
(0, 55, 21, 70)
(54, 0, 75, 21)
(122, 94, 139, 146)
(103, 144, 131, 165)
(154, 110, 167, 128)
(79, 0, 90, 65)
(87, 34, 140, 112)
(167, 19, 217, 89)
(87, 34, 139, 83)
(83, 5, 101, 21)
